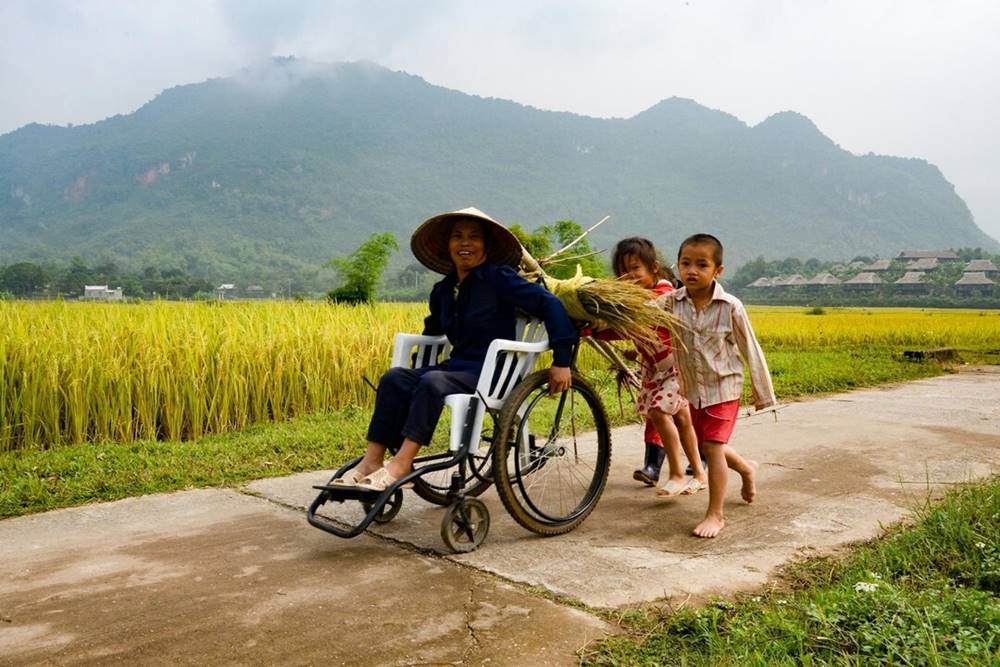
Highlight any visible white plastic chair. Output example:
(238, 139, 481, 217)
(390, 317, 550, 452)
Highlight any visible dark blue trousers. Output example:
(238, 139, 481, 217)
(366, 366, 478, 449)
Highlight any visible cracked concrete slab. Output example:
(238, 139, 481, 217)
(249, 367, 1000, 608)
(0, 490, 609, 666)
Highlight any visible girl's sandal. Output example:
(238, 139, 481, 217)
(681, 478, 707, 495)
(656, 479, 688, 497)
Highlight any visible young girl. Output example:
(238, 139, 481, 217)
(605, 237, 708, 496)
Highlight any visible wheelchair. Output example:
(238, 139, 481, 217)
(307, 317, 612, 553)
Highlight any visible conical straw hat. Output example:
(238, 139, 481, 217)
(410, 207, 523, 274)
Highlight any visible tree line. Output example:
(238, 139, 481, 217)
(0, 258, 214, 299)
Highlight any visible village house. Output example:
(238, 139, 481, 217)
(895, 250, 961, 262)
(215, 283, 238, 300)
(954, 272, 995, 297)
(843, 272, 883, 291)
(805, 272, 841, 290)
(245, 285, 268, 299)
(771, 274, 806, 289)
(894, 271, 930, 295)
(906, 257, 939, 271)
(747, 276, 773, 288)
(82, 285, 123, 301)
(863, 258, 892, 272)
(964, 259, 998, 277)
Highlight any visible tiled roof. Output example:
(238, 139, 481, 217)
(964, 259, 998, 272)
(954, 272, 995, 286)
(864, 259, 892, 271)
(895, 250, 960, 260)
(895, 271, 927, 285)
(907, 257, 938, 270)
(783, 274, 807, 286)
(806, 272, 840, 285)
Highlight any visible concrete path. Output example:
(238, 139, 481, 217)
(2, 367, 998, 665)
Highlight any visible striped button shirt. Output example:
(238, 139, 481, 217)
(659, 282, 776, 410)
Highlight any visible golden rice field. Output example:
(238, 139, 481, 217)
(1, 301, 998, 452)
(749, 306, 1000, 351)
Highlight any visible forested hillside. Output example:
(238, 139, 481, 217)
(1, 58, 994, 288)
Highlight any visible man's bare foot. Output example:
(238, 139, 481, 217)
(740, 460, 759, 503)
(692, 513, 725, 538)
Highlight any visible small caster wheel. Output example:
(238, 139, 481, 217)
(440, 498, 490, 553)
(362, 489, 403, 524)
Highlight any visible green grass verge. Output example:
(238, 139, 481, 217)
(0, 348, 952, 520)
(582, 477, 999, 666)
(0, 408, 373, 518)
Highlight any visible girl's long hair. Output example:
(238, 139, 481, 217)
(611, 237, 676, 284)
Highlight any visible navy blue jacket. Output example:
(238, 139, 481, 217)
(423, 263, 577, 374)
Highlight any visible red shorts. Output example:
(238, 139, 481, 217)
(690, 399, 740, 445)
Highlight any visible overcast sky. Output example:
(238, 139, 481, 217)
(2, 0, 998, 241)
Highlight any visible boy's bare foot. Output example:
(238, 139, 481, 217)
(740, 460, 759, 503)
(692, 513, 725, 538)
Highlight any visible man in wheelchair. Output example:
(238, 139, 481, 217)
(335, 207, 577, 492)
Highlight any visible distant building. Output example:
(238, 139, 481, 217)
(805, 272, 841, 287)
(216, 283, 237, 300)
(906, 257, 939, 271)
(82, 285, 123, 301)
(894, 271, 929, 295)
(747, 277, 773, 288)
(785, 274, 807, 286)
(863, 259, 892, 272)
(843, 272, 884, 290)
(847, 261, 866, 270)
(895, 250, 960, 262)
(954, 272, 995, 297)
(772, 274, 806, 289)
(964, 259, 998, 276)
(245, 285, 267, 299)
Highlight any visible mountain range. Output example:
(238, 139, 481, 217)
(1, 57, 995, 286)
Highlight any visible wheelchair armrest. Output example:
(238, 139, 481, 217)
(485, 338, 551, 356)
(391, 333, 450, 368)
(475, 337, 552, 408)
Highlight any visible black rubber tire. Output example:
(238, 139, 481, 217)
(440, 498, 490, 553)
(411, 413, 497, 506)
(362, 488, 403, 524)
(491, 369, 611, 536)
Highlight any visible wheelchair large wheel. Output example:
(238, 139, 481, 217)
(492, 369, 611, 535)
(411, 412, 496, 506)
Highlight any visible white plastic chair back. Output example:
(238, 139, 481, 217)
(390, 316, 550, 453)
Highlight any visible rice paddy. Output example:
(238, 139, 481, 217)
(1, 301, 998, 452)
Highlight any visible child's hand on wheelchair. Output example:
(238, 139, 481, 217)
(548, 366, 572, 394)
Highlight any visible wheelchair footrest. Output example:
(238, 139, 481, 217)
(312, 484, 381, 502)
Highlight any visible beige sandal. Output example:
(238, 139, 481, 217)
(332, 468, 368, 486)
(656, 479, 688, 497)
(357, 467, 398, 492)
(681, 478, 707, 495)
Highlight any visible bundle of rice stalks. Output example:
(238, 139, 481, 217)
(519, 250, 682, 354)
